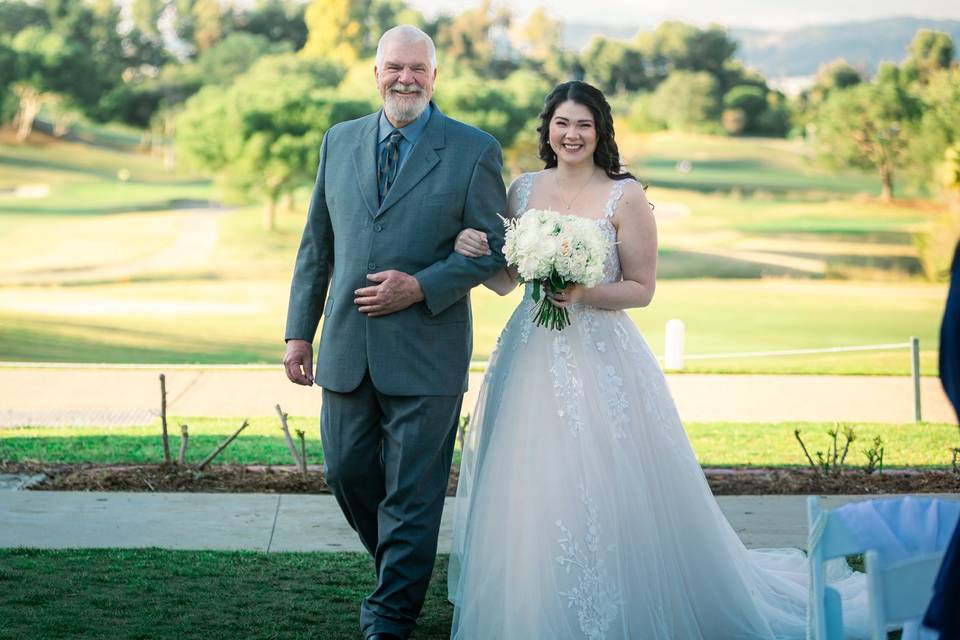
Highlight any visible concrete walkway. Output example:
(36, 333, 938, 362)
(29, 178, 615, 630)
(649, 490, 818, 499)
(0, 365, 955, 426)
(6, 492, 955, 553)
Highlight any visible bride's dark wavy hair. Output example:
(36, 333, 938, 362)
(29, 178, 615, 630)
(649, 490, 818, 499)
(537, 81, 637, 181)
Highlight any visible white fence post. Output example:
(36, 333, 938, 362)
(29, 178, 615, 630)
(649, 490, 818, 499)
(665, 319, 685, 371)
(911, 336, 922, 423)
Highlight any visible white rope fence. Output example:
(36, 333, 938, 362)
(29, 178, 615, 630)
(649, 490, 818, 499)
(0, 323, 928, 422)
(660, 319, 924, 422)
(678, 342, 914, 361)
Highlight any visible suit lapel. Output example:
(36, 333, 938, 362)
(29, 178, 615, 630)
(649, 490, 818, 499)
(376, 107, 446, 218)
(351, 113, 380, 219)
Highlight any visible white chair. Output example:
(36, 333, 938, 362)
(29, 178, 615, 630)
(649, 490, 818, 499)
(808, 495, 960, 640)
(865, 549, 944, 640)
(808, 496, 864, 640)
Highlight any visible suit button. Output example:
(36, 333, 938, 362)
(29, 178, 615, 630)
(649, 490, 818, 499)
(374, 224, 383, 232)
(367, 262, 376, 270)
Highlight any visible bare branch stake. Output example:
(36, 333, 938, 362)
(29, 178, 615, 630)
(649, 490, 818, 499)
(276, 404, 304, 470)
(794, 429, 820, 476)
(178, 424, 189, 466)
(295, 429, 307, 474)
(197, 420, 249, 470)
(159, 373, 171, 465)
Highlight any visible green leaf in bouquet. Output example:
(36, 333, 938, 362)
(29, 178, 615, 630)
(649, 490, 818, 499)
(532, 279, 541, 302)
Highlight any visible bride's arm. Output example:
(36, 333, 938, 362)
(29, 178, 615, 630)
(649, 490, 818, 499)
(454, 178, 523, 296)
(556, 181, 657, 310)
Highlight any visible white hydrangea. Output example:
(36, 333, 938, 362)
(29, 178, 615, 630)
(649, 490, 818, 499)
(503, 209, 610, 288)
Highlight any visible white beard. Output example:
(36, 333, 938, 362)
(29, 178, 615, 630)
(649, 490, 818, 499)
(383, 85, 429, 124)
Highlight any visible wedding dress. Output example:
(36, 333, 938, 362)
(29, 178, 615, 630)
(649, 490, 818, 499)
(447, 173, 868, 639)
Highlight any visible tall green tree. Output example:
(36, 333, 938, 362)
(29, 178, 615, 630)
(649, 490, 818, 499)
(0, 0, 49, 37)
(435, 0, 514, 78)
(910, 67, 960, 190)
(9, 26, 98, 141)
(195, 32, 291, 86)
(636, 21, 737, 87)
(176, 54, 365, 230)
(580, 37, 649, 95)
(512, 7, 562, 62)
(0, 43, 17, 122)
(131, 0, 165, 41)
(814, 69, 920, 201)
(302, 0, 369, 64)
(647, 70, 721, 132)
(904, 29, 956, 85)
(233, 0, 308, 50)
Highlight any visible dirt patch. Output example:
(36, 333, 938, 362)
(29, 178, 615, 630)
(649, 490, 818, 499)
(3, 461, 957, 496)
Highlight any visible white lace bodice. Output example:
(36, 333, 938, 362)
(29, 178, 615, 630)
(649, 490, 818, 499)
(512, 171, 633, 285)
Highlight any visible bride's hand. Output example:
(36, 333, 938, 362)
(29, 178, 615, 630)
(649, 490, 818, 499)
(455, 228, 490, 257)
(547, 284, 585, 308)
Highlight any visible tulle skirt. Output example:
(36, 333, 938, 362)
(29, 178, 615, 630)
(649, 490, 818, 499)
(448, 301, 867, 639)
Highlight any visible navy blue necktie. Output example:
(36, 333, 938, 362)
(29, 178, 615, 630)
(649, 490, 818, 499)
(378, 130, 403, 204)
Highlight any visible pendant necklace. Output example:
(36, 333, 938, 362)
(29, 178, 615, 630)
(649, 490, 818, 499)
(555, 167, 596, 210)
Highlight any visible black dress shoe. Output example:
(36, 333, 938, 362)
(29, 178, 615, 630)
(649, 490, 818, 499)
(367, 634, 402, 640)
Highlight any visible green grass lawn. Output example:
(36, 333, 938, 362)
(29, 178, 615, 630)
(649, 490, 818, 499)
(0, 131, 952, 374)
(0, 549, 453, 640)
(2, 418, 955, 469)
(0, 277, 947, 374)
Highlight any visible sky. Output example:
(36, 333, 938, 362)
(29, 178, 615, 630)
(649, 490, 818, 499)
(404, 0, 960, 31)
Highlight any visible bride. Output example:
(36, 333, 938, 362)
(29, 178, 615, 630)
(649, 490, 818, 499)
(447, 81, 867, 639)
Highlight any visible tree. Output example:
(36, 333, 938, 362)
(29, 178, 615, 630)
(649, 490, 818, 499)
(722, 85, 766, 135)
(513, 7, 562, 62)
(176, 54, 365, 230)
(436, 69, 538, 150)
(364, 0, 426, 55)
(302, 0, 369, 65)
(794, 58, 863, 132)
(904, 30, 955, 85)
(815, 75, 920, 201)
(0, 1, 49, 37)
(9, 26, 97, 141)
(910, 67, 960, 190)
(0, 43, 17, 123)
(636, 21, 737, 87)
(131, 0, 165, 41)
(195, 32, 291, 86)
(233, 0, 309, 50)
(647, 70, 721, 132)
(435, 0, 514, 78)
(192, 0, 225, 52)
(580, 37, 649, 95)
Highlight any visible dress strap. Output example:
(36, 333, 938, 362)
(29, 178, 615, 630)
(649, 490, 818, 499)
(602, 178, 635, 219)
(512, 172, 535, 217)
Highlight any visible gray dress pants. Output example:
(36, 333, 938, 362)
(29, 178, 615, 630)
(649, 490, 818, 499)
(321, 371, 462, 640)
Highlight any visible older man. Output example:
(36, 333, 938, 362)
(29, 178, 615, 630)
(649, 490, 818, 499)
(283, 25, 506, 640)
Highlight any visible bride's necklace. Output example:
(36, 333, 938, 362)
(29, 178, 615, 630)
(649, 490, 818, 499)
(555, 167, 596, 210)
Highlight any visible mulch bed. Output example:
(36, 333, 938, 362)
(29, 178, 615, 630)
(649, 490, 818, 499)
(4, 461, 959, 495)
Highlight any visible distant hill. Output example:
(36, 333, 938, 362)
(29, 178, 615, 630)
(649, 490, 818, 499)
(732, 17, 960, 78)
(564, 17, 960, 80)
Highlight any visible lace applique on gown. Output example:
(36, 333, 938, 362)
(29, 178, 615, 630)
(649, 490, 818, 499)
(448, 173, 868, 639)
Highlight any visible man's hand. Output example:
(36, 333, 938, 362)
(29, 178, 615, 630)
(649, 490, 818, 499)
(354, 270, 424, 317)
(283, 339, 314, 386)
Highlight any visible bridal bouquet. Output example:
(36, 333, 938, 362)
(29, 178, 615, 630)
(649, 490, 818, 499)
(502, 209, 610, 331)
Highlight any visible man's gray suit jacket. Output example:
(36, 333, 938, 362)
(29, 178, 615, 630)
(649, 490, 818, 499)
(285, 105, 507, 396)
